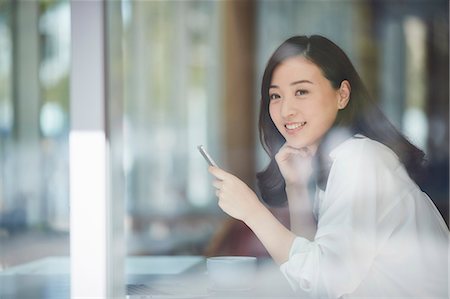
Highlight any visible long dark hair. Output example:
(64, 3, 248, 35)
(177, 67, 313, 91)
(257, 35, 426, 206)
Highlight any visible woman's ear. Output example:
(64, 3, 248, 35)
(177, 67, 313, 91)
(337, 80, 351, 110)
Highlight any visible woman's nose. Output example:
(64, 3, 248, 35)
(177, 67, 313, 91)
(280, 96, 297, 118)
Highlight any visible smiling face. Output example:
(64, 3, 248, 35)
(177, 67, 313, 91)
(268, 56, 350, 154)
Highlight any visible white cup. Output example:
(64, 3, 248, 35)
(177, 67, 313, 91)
(206, 256, 257, 290)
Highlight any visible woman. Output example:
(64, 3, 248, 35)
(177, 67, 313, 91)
(208, 35, 449, 298)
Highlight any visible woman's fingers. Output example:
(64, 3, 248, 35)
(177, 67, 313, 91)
(212, 179, 223, 190)
(274, 142, 314, 186)
(276, 144, 301, 162)
(206, 165, 262, 222)
(208, 165, 229, 180)
(276, 143, 312, 162)
(209, 168, 228, 200)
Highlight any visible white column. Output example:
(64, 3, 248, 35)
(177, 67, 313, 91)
(70, 0, 124, 298)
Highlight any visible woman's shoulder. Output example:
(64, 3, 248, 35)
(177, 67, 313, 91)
(329, 134, 400, 168)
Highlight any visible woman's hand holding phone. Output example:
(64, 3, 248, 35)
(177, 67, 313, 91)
(208, 166, 263, 223)
(197, 145, 263, 223)
(198, 145, 297, 265)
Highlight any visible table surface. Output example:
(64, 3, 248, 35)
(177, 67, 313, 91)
(0, 256, 299, 298)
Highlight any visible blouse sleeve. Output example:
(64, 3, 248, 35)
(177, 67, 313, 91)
(280, 139, 406, 298)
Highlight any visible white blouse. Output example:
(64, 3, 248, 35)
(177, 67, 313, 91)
(280, 135, 449, 298)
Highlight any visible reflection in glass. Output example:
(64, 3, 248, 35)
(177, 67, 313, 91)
(111, 0, 224, 257)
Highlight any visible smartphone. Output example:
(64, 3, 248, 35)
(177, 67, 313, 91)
(197, 145, 218, 167)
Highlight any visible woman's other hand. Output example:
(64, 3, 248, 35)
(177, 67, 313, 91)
(275, 143, 314, 187)
(208, 166, 264, 223)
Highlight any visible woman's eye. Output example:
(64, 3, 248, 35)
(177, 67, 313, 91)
(269, 93, 281, 100)
(295, 89, 308, 96)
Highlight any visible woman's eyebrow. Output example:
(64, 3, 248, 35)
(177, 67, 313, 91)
(290, 79, 313, 85)
(269, 80, 313, 89)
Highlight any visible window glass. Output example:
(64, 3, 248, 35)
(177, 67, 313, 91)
(108, 0, 224, 257)
(0, 0, 70, 284)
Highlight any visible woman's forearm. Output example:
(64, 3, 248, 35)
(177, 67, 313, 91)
(242, 185, 317, 265)
(244, 204, 296, 265)
(286, 184, 317, 241)
(207, 166, 313, 265)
